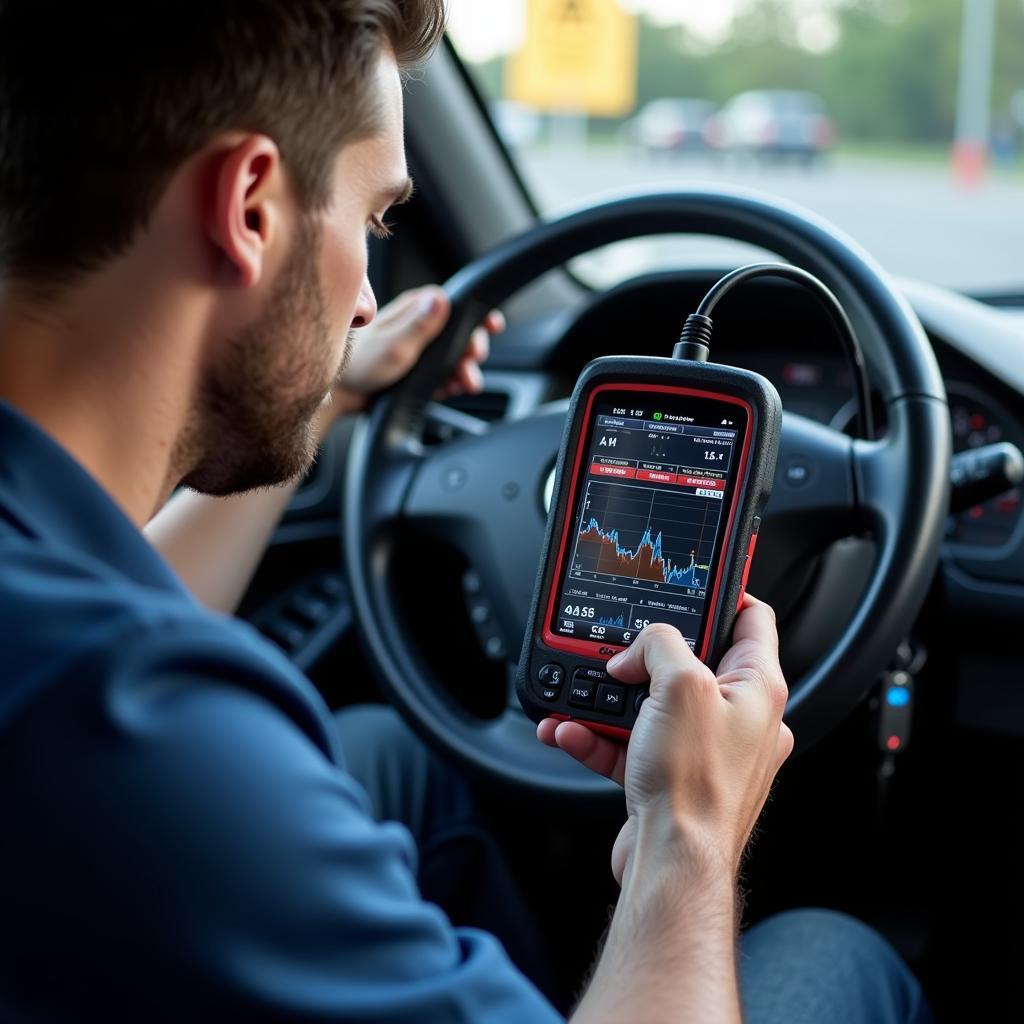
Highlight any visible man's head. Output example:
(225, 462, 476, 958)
(0, 1, 445, 495)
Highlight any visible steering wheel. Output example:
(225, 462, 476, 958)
(344, 188, 950, 799)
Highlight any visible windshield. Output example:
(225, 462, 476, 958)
(449, 0, 1024, 296)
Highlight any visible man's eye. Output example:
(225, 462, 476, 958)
(368, 216, 393, 241)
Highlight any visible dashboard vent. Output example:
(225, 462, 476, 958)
(444, 390, 510, 423)
(422, 389, 511, 447)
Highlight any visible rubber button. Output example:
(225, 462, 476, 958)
(568, 676, 597, 709)
(634, 689, 649, 715)
(537, 663, 565, 688)
(596, 683, 626, 716)
(736, 526, 761, 612)
(540, 687, 561, 702)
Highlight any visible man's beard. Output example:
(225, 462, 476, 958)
(177, 217, 350, 497)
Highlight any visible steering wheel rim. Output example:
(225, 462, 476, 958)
(344, 186, 950, 799)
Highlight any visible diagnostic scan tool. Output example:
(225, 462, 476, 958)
(514, 266, 811, 739)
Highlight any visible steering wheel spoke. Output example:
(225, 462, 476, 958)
(763, 411, 859, 544)
(852, 394, 952, 551)
(402, 406, 565, 646)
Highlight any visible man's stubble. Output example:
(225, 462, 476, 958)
(174, 217, 353, 498)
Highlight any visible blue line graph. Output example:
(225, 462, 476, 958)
(580, 517, 708, 590)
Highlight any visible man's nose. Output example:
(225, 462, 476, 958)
(351, 277, 377, 329)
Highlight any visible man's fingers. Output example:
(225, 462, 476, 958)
(716, 595, 788, 713)
(727, 594, 779, 654)
(776, 722, 795, 769)
(537, 719, 626, 786)
(433, 318, 494, 399)
(469, 324, 490, 364)
(605, 623, 703, 689)
(536, 717, 560, 747)
(391, 285, 450, 348)
(377, 287, 422, 321)
(453, 354, 484, 394)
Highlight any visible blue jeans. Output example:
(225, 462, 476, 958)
(335, 706, 931, 1024)
(741, 910, 931, 1023)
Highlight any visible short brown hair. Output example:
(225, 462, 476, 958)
(0, 1, 446, 289)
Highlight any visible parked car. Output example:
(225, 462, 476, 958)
(625, 98, 716, 156)
(704, 89, 836, 163)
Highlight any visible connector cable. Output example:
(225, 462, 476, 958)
(673, 262, 874, 439)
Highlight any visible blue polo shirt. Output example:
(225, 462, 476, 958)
(0, 401, 558, 1022)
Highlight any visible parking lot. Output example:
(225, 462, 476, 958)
(514, 144, 1024, 294)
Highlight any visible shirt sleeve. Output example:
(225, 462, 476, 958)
(0, 613, 562, 1023)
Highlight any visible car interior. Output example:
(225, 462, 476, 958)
(234, 38, 1024, 1020)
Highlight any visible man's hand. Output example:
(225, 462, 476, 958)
(323, 285, 502, 430)
(537, 595, 792, 886)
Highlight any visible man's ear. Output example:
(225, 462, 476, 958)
(206, 135, 285, 289)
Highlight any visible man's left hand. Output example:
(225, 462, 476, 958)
(325, 285, 502, 426)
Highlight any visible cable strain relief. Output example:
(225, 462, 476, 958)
(673, 313, 713, 363)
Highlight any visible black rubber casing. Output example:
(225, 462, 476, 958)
(516, 356, 782, 739)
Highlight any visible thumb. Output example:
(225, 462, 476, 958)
(605, 622, 705, 690)
(396, 285, 450, 348)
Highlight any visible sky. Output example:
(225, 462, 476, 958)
(447, 0, 741, 63)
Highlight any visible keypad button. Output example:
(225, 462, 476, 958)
(596, 683, 626, 716)
(568, 673, 597, 709)
(539, 687, 561, 702)
(537, 663, 565, 688)
(634, 689, 650, 715)
(574, 666, 608, 685)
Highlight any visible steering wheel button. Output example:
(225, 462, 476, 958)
(443, 466, 468, 490)
(784, 460, 812, 486)
(537, 663, 565, 688)
(596, 683, 625, 716)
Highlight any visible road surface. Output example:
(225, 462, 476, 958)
(514, 145, 1024, 294)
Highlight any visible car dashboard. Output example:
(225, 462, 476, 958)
(455, 269, 1024, 735)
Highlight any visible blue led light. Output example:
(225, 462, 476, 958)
(886, 687, 910, 708)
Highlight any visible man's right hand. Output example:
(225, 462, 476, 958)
(537, 595, 793, 887)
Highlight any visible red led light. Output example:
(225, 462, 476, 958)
(969, 413, 985, 431)
(886, 735, 901, 751)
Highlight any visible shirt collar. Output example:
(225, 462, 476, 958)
(0, 401, 193, 597)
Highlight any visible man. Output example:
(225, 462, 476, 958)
(0, 2, 930, 1020)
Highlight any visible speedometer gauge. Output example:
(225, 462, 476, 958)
(946, 383, 1023, 548)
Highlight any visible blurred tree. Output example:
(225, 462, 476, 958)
(991, 0, 1024, 127)
(828, 0, 1024, 143)
(633, 16, 714, 107)
(825, 0, 961, 141)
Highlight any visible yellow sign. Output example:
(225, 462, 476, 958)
(506, 0, 637, 117)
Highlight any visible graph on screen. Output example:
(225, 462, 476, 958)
(576, 519, 708, 588)
(570, 480, 720, 595)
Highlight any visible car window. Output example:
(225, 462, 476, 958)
(448, 0, 1024, 296)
